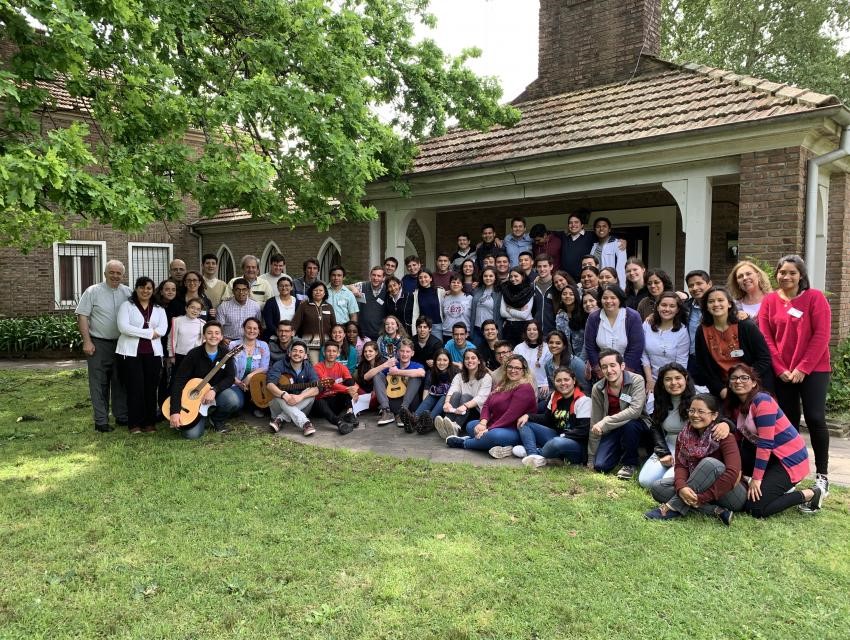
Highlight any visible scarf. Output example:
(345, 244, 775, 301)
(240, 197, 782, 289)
(675, 421, 721, 474)
(501, 278, 534, 309)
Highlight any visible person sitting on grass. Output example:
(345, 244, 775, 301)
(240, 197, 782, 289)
(169, 321, 239, 439)
(434, 348, 493, 439)
(445, 354, 536, 459)
(267, 339, 320, 437)
(444, 322, 476, 366)
(513, 366, 591, 468)
(411, 349, 459, 434)
(310, 342, 359, 434)
(373, 339, 426, 429)
(725, 364, 824, 517)
(645, 394, 744, 526)
(587, 349, 651, 480)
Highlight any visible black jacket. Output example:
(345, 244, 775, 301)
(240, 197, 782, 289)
(169, 344, 236, 412)
(693, 318, 774, 395)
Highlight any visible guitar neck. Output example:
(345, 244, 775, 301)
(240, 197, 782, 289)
(194, 346, 242, 390)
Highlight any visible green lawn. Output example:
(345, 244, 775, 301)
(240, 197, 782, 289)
(1, 368, 848, 639)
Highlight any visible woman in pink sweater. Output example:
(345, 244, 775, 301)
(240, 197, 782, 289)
(758, 255, 831, 502)
(445, 354, 537, 459)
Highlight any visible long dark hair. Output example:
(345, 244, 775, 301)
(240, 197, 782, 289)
(723, 363, 763, 415)
(651, 363, 695, 425)
(429, 348, 459, 381)
(545, 330, 572, 366)
(700, 286, 739, 327)
(355, 341, 386, 384)
(182, 270, 206, 296)
(648, 291, 684, 331)
(646, 268, 674, 300)
(461, 348, 488, 382)
(555, 283, 586, 331)
(131, 276, 158, 305)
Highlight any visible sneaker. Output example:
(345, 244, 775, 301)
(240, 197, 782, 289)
(446, 435, 469, 449)
(815, 473, 830, 497)
(302, 421, 316, 437)
(445, 419, 462, 437)
(714, 508, 734, 526)
(376, 409, 394, 426)
(269, 416, 283, 433)
(416, 413, 434, 435)
(395, 413, 404, 428)
(512, 445, 527, 458)
(488, 446, 514, 459)
(129, 427, 143, 435)
(616, 465, 636, 480)
(799, 486, 824, 514)
(213, 425, 229, 434)
(141, 426, 157, 434)
(94, 424, 114, 433)
(434, 416, 451, 440)
(398, 407, 415, 433)
(644, 505, 682, 520)
(522, 454, 547, 468)
(252, 408, 265, 418)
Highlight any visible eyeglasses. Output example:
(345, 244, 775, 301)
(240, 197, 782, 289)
(505, 365, 524, 371)
(687, 408, 714, 416)
(729, 375, 751, 383)
(184, 278, 200, 283)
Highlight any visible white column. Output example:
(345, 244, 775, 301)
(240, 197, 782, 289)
(663, 176, 712, 276)
(384, 207, 415, 265)
(368, 217, 381, 268)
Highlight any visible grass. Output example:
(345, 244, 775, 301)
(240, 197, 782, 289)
(1, 368, 849, 639)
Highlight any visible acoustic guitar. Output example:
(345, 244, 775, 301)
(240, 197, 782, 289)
(162, 345, 244, 427)
(384, 342, 407, 399)
(248, 372, 336, 408)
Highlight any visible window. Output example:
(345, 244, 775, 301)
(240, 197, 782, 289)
(260, 241, 282, 273)
(128, 243, 173, 285)
(318, 237, 342, 282)
(217, 245, 235, 283)
(53, 241, 107, 309)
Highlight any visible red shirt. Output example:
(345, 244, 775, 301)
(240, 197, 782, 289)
(313, 361, 353, 399)
(758, 289, 831, 375)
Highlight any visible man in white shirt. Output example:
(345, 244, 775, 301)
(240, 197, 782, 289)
(201, 253, 228, 307)
(260, 253, 287, 289)
(226, 254, 275, 304)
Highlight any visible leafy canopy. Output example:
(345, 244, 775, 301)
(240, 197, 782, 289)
(661, 0, 850, 103)
(0, 0, 520, 252)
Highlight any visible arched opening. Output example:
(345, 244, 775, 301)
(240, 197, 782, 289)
(260, 241, 283, 273)
(405, 218, 427, 265)
(217, 245, 236, 283)
(318, 237, 342, 282)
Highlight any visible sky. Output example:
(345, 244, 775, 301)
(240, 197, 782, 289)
(420, 0, 539, 102)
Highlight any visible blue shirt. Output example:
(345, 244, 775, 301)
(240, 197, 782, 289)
(503, 233, 532, 267)
(444, 339, 476, 363)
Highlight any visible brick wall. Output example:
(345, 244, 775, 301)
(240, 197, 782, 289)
(517, 0, 661, 101)
(827, 172, 850, 343)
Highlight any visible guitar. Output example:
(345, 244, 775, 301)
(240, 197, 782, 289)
(384, 342, 407, 399)
(248, 372, 336, 408)
(162, 345, 244, 427)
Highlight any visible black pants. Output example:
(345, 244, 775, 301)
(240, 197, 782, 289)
(311, 394, 354, 425)
(117, 353, 162, 429)
(740, 441, 805, 519)
(774, 371, 830, 475)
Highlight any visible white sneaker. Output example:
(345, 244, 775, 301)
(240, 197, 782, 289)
(488, 446, 514, 459)
(445, 419, 462, 437)
(815, 473, 830, 497)
(522, 454, 547, 468)
(434, 416, 450, 440)
(512, 445, 527, 458)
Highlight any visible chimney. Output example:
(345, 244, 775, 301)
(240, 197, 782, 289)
(516, 0, 661, 102)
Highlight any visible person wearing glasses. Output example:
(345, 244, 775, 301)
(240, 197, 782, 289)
(725, 364, 824, 517)
(644, 394, 745, 526)
(445, 354, 537, 459)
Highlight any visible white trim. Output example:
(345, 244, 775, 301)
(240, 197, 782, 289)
(260, 241, 283, 273)
(127, 242, 174, 284)
(216, 244, 236, 282)
(52, 240, 107, 310)
(318, 237, 342, 282)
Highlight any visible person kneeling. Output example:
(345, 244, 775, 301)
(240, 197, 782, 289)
(169, 321, 240, 439)
(645, 394, 744, 525)
(267, 339, 320, 437)
(311, 342, 359, 434)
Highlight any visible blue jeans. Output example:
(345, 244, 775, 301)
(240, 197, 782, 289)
(415, 393, 446, 419)
(593, 419, 650, 471)
(463, 420, 521, 450)
(541, 436, 586, 464)
(182, 387, 243, 439)
(518, 421, 558, 456)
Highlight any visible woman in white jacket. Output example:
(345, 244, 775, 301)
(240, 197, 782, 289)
(434, 349, 493, 439)
(116, 276, 169, 434)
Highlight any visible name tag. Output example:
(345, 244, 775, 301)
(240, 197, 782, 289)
(787, 307, 803, 318)
(730, 349, 744, 358)
(322, 310, 332, 315)
(376, 298, 384, 305)
(619, 393, 632, 403)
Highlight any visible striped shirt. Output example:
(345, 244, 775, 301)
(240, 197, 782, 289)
(736, 392, 809, 484)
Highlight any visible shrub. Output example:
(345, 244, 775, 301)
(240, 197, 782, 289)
(827, 337, 850, 413)
(0, 314, 82, 353)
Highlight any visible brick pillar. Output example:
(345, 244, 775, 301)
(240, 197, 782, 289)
(827, 172, 850, 344)
(738, 147, 808, 266)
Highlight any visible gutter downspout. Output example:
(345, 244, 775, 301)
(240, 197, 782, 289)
(806, 127, 850, 270)
(188, 224, 203, 266)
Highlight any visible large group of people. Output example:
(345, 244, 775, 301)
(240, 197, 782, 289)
(76, 210, 833, 523)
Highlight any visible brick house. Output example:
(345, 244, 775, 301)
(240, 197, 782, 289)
(5, 0, 850, 344)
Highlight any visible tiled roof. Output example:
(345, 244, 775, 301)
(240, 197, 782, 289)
(193, 208, 253, 226)
(411, 57, 842, 175)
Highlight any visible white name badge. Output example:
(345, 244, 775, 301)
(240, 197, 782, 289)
(730, 349, 744, 358)
(620, 393, 632, 403)
(787, 307, 803, 318)
(322, 310, 332, 314)
(376, 298, 385, 305)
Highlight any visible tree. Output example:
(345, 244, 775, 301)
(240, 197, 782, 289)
(661, 0, 850, 103)
(0, 0, 520, 252)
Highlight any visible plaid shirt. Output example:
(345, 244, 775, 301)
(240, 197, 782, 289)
(217, 298, 262, 340)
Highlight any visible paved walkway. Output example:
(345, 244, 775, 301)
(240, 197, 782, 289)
(3, 358, 849, 486)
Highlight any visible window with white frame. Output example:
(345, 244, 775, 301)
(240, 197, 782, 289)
(128, 243, 173, 285)
(53, 241, 107, 309)
(217, 245, 236, 283)
(318, 238, 342, 282)
(261, 242, 283, 273)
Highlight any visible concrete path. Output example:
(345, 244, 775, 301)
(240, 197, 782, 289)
(2, 358, 848, 486)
